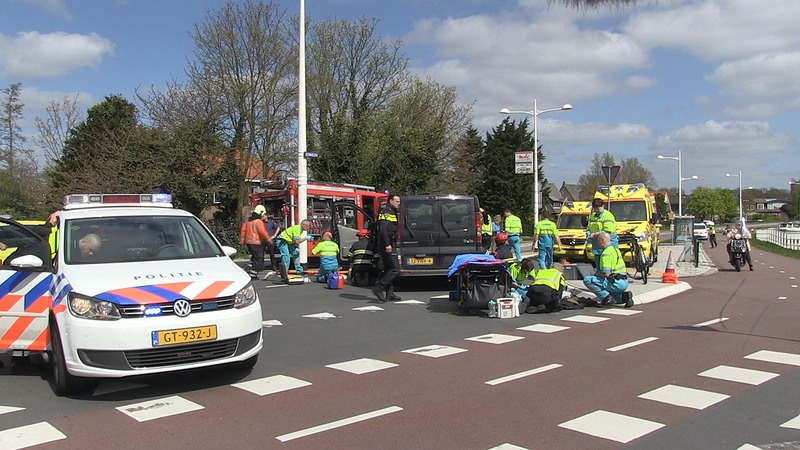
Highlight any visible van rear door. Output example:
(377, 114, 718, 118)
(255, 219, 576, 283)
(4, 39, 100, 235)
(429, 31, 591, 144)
(398, 195, 481, 276)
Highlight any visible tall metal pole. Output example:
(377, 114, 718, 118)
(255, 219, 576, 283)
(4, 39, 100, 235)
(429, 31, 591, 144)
(532, 99, 539, 225)
(738, 170, 743, 223)
(297, 0, 308, 263)
(677, 150, 682, 217)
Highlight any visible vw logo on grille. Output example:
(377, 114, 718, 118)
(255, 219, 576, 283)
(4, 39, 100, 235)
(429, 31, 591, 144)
(173, 299, 192, 317)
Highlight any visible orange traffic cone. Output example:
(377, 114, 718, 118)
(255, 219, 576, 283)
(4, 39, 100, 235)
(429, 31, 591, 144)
(662, 251, 678, 284)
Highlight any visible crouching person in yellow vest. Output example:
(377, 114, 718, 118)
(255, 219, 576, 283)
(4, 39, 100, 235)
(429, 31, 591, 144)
(582, 233, 633, 308)
(524, 262, 567, 313)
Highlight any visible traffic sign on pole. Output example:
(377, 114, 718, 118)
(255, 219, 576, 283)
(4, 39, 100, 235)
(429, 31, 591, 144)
(515, 151, 534, 174)
(602, 165, 621, 185)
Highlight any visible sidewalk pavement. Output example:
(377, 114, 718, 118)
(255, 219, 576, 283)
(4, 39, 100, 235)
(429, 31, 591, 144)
(519, 240, 717, 307)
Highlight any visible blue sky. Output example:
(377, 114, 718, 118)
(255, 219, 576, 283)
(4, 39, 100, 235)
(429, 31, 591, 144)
(2, 0, 799, 193)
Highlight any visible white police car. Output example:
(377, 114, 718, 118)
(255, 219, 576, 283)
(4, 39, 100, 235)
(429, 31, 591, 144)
(0, 194, 262, 395)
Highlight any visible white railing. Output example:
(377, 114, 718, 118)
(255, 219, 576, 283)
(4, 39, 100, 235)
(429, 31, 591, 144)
(755, 229, 800, 251)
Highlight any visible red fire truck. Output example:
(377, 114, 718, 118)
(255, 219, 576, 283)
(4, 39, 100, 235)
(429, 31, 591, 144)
(249, 178, 387, 266)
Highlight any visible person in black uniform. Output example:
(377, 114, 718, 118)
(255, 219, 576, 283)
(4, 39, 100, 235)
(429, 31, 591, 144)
(372, 194, 401, 302)
(348, 229, 378, 286)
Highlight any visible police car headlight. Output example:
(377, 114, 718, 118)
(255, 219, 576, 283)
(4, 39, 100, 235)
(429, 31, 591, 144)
(636, 232, 648, 242)
(234, 283, 257, 308)
(68, 293, 121, 320)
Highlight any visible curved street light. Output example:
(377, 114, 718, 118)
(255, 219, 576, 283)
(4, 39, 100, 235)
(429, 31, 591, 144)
(500, 99, 572, 224)
(657, 150, 698, 217)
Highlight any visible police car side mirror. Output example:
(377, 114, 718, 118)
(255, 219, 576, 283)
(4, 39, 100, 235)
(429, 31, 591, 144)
(221, 246, 237, 258)
(9, 254, 44, 268)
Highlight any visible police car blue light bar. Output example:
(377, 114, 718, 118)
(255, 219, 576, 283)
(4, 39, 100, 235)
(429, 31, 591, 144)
(63, 193, 173, 208)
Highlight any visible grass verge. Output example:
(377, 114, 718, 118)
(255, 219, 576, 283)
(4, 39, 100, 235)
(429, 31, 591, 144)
(750, 238, 800, 260)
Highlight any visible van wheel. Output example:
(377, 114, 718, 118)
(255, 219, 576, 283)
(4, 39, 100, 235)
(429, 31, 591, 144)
(49, 319, 90, 396)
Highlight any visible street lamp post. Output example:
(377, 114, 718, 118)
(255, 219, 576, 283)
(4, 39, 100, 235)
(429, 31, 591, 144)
(726, 170, 743, 223)
(657, 150, 698, 217)
(500, 99, 572, 224)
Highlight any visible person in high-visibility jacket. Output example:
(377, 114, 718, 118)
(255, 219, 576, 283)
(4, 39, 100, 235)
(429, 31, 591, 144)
(480, 208, 494, 254)
(240, 205, 273, 279)
(532, 212, 563, 269)
(503, 209, 523, 262)
(586, 197, 618, 268)
(582, 233, 632, 307)
(275, 219, 311, 279)
(525, 262, 567, 313)
(311, 230, 340, 283)
(372, 194, 401, 302)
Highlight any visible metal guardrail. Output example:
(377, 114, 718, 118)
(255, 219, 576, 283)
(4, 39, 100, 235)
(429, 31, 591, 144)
(755, 229, 800, 251)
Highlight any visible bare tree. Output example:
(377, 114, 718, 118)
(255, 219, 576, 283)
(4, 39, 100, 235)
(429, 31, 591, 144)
(34, 93, 83, 168)
(140, 0, 298, 210)
(1, 83, 43, 216)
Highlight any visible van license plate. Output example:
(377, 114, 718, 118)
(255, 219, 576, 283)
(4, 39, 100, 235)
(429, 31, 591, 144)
(407, 257, 433, 265)
(152, 325, 217, 346)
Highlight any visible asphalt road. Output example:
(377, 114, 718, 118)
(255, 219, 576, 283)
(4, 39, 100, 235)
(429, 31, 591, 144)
(2, 245, 800, 449)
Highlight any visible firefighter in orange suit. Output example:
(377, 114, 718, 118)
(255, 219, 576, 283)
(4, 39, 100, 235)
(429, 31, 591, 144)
(240, 205, 273, 279)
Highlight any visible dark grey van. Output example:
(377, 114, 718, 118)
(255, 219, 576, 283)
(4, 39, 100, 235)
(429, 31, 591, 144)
(397, 195, 483, 277)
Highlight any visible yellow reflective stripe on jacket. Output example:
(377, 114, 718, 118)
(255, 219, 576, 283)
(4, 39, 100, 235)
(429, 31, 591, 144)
(279, 224, 304, 241)
(588, 210, 616, 234)
(532, 268, 565, 290)
(535, 220, 557, 235)
(600, 245, 626, 274)
(377, 213, 397, 222)
(311, 240, 339, 257)
(481, 220, 493, 235)
(505, 215, 522, 234)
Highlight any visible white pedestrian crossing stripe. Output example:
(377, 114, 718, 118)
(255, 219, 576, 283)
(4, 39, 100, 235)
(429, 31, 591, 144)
(402, 344, 468, 358)
(326, 358, 398, 374)
(698, 365, 779, 385)
(0, 422, 66, 448)
(116, 395, 204, 422)
(517, 323, 570, 333)
(558, 410, 665, 443)
(233, 375, 312, 396)
(465, 333, 525, 344)
(744, 350, 800, 367)
(638, 384, 729, 410)
(561, 315, 610, 324)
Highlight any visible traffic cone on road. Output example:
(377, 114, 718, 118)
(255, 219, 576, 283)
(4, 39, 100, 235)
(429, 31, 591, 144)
(662, 251, 678, 284)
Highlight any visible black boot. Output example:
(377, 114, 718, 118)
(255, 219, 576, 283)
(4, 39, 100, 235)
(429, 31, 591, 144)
(372, 284, 386, 302)
(386, 285, 401, 302)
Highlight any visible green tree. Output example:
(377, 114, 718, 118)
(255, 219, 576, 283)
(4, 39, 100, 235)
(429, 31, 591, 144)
(1, 83, 44, 218)
(686, 186, 737, 222)
(436, 126, 484, 195)
(477, 118, 536, 229)
(305, 16, 408, 187)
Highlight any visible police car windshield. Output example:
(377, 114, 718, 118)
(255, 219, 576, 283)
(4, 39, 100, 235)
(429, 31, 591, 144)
(64, 216, 223, 264)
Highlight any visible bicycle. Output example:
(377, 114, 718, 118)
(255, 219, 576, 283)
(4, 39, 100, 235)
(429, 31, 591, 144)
(618, 232, 651, 284)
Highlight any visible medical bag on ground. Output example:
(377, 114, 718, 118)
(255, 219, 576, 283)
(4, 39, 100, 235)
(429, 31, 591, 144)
(328, 272, 344, 289)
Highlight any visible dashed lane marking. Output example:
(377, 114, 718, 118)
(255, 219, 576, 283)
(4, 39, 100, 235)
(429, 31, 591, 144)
(780, 414, 800, 430)
(325, 358, 398, 375)
(401, 344, 468, 358)
(0, 406, 24, 415)
(489, 444, 529, 450)
(233, 374, 312, 396)
(744, 350, 800, 367)
(353, 305, 384, 312)
(275, 406, 403, 442)
(778, 296, 788, 300)
(638, 384, 730, 410)
(607, 336, 659, 352)
(692, 317, 729, 328)
(116, 395, 204, 422)
(464, 333, 525, 345)
(485, 363, 562, 386)
(0, 422, 66, 449)
(262, 319, 283, 327)
(393, 299, 425, 305)
(302, 312, 338, 320)
(596, 309, 642, 316)
(698, 365, 779, 385)
(517, 323, 570, 333)
(561, 315, 610, 324)
(558, 410, 664, 444)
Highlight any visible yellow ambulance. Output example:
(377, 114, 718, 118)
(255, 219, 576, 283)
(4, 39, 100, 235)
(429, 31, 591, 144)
(554, 201, 592, 263)
(593, 183, 661, 263)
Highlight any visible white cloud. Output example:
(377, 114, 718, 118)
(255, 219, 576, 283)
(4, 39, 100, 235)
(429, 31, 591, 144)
(654, 120, 792, 153)
(21, 0, 69, 18)
(0, 31, 114, 79)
